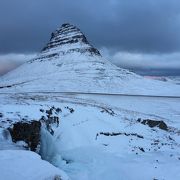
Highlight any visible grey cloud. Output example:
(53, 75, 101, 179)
(0, 0, 180, 76)
(0, 53, 35, 75)
(0, 0, 180, 53)
(101, 49, 180, 76)
(106, 51, 180, 69)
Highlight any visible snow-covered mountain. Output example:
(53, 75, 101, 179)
(0, 23, 180, 180)
(1, 23, 180, 95)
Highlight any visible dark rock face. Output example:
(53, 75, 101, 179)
(137, 118, 168, 131)
(96, 132, 144, 140)
(8, 121, 41, 152)
(41, 23, 101, 56)
(40, 106, 60, 135)
(0, 113, 3, 118)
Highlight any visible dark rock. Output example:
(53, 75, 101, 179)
(100, 107, 115, 116)
(65, 106, 74, 113)
(168, 136, 174, 141)
(137, 118, 168, 131)
(97, 132, 144, 139)
(8, 121, 41, 152)
(139, 147, 145, 152)
(56, 108, 62, 113)
(40, 109, 44, 113)
(46, 109, 53, 117)
(53, 175, 62, 180)
(0, 113, 3, 118)
(41, 23, 101, 56)
(40, 107, 60, 135)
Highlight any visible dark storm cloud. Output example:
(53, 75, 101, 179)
(0, 0, 180, 53)
(101, 49, 180, 75)
(0, 0, 180, 77)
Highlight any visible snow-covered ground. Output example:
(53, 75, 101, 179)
(0, 93, 180, 180)
(0, 150, 68, 180)
(1, 23, 180, 179)
(162, 76, 180, 85)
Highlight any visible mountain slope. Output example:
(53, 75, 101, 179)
(0, 23, 180, 95)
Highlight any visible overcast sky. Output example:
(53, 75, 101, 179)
(0, 0, 180, 76)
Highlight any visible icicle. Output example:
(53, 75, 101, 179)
(39, 127, 63, 167)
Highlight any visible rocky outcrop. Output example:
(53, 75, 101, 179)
(96, 132, 144, 140)
(6, 107, 61, 152)
(137, 118, 168, 131)
(8, 121, 41, 152)
(41, 23, 101, 56)
(29, 23, 101, 63)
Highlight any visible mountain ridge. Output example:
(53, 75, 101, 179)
(30, 23, 101, 63)
(0, 23, 180, 96)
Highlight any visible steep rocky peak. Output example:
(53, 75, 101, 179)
(41, 23, 101, 56)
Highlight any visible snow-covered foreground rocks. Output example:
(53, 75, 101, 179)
(0, 150, 68, 180)
(0, 93, 180, 180)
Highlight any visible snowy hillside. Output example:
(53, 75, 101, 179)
(0, 93, 180, 180)
(0, 23, 180, 96)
